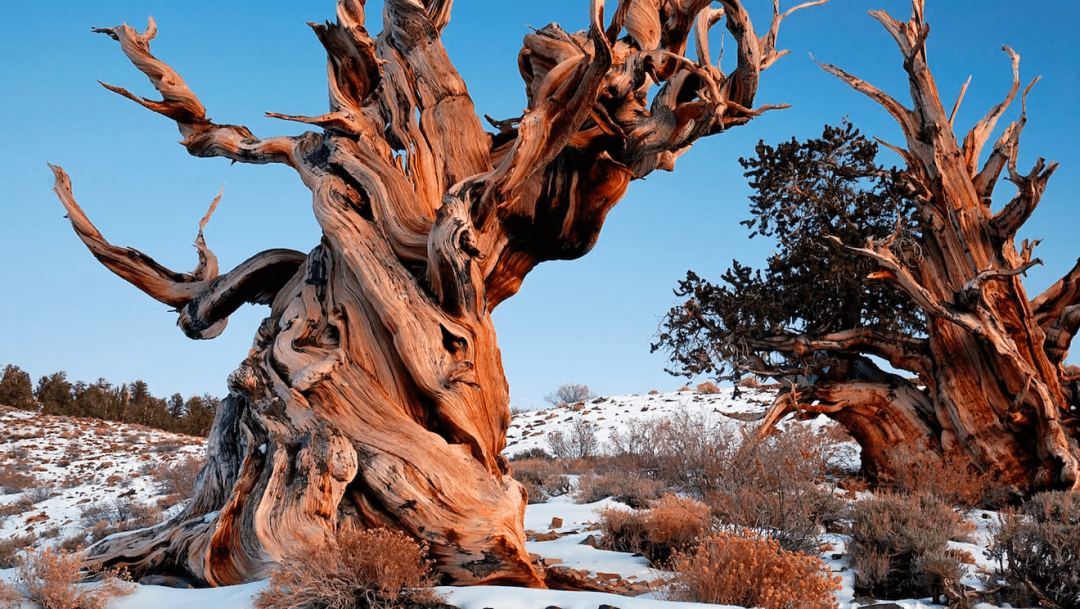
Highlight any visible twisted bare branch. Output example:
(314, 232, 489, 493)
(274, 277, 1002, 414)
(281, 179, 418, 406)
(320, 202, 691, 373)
(94, 19, 303, 168)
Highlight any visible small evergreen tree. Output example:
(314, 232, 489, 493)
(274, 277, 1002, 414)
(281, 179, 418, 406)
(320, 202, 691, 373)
(653, 121, 922, 386)
(181, 394, 218, 437)
(35, 371, 73, 415)
(0, 364, 35, 410)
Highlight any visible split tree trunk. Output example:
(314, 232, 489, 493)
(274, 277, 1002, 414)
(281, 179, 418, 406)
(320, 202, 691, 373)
(55, 0, 819, 586)
(759, 0, 1080, 491)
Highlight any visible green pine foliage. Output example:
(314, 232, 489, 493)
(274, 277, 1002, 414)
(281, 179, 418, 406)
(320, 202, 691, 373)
(0, 365, 35, 411)
(2, 362, 218, 437)
(652, 121, 923, 382)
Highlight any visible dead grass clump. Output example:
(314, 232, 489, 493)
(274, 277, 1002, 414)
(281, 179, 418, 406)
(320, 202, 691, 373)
(695, 381, 721, 394)
(255, 527, 444, 609)
(599, 494, 712, 567)
(849, 493, 969, 605)
(575, 473, 662, 508)
(0, 533, 36, 569)
(669, 529, 841, 609)
(0, 465, 37, 495)
(7, 546, 133, 609)
(704, 427, 845, 553)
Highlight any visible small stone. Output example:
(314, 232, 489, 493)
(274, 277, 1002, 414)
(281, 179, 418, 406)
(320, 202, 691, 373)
(550, 517, 563, 529)
(579, 534, 599, 547)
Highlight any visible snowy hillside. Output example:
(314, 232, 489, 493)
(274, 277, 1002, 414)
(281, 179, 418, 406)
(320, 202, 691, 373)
(0, 390, 1011, 609)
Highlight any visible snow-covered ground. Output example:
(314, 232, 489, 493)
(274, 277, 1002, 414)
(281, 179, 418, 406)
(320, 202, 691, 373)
(0, 390, 1005, 609)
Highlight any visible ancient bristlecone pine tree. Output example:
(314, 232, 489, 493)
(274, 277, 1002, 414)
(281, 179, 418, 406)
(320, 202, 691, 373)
(685, 1, 1077, 491)
(52, 0, 819, 587)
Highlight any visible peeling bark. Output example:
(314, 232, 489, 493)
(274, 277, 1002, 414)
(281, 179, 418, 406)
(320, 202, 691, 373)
(55, 0, 815, 587)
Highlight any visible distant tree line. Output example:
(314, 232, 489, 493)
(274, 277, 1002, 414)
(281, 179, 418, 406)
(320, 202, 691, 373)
(0, 363, 217, 437)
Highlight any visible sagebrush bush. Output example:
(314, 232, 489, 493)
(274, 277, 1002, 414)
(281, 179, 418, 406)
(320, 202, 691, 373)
(989, 491, 1080, 609)
(507, 447, 552, 461)
(735, 376, 761, 388)
(695, 381, 721, 394)
(255, 527, 443, 609)
(575, 472, 661, 508)
(151, 455, 205, 502)
(0, 580, 21, 607)
(0, 533, 36, 569)
(885, 449, 1009, 510)
(0, 465, 36, 495)
(8, 547, 132, 609)
(704, 427, 844, 553)
(80, 499, 163, 544)
(0, 496, 34, 519)
(599, 494, 712, 567)
(849, 493, 968, 604)
(25, 485, 53, 504)
(607, 410, 730, 489)
(669, 529, 841, 609)
(511, 458, 570, 504)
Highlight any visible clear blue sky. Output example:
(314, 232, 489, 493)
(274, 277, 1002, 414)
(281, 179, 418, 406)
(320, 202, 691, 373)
(1, 0, 1077, 409)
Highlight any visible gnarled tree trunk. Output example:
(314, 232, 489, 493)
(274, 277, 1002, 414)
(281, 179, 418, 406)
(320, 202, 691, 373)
(54, 0, 818, 587)
(759, 0, 1080, 491)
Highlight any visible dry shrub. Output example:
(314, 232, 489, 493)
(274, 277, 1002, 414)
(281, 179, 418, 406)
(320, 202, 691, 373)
(669, 529, 841, 609)
(25, 485, 53, 504)
(0, 581, 21, 607)
(575, 473, 661, 508)
(608, 410, 730, 490)
(152, 455, 205, 500)
(695, 381, 721, 394)
(80, 499, 163, 544)
(736, 376, 761, 389)
(8, 547, 133, 609)
(988, 491, 1080, 609)
(0, 496, 34, 519)
(0, 533, 36, 569)
(255, 527, 443, 609)
(599, 494, 712, 566)
(849, 493, 968, 604)
(0, 465, 36, 495)
(511, 458, 570, 504)
(704, 427, 845, 553)
(885, 449, 1010, 510)
(150, 440, 185, 454)
(507, 447, 552, 461)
